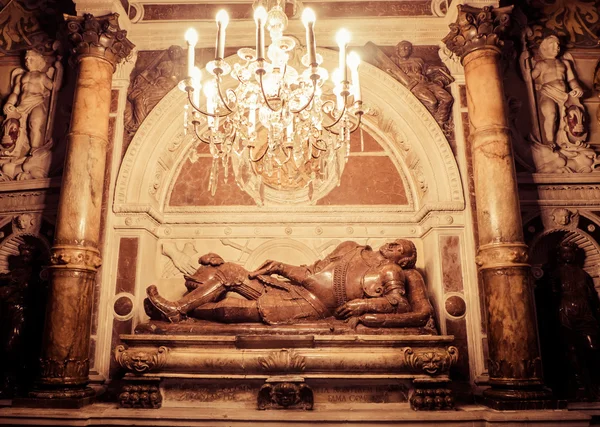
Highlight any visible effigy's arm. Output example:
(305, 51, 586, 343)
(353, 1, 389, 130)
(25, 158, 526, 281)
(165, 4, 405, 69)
(357, 269, 434, 328)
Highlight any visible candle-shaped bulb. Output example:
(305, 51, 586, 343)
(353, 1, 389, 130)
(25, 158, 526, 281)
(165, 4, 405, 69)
(215, 10, 229, 60)
(191, 66, 202, 106)
(347, 52, 361, 102)
(347, 51, 360, 71)
(335, 28, 351, 49)
(185, 28, 198, 46)
(185, 28, 198, 78)
(302, 8, 317, 67)
(336, 29, 350, 83)
(254, 6, 267, 24)
(301, 8, 316, 28)
(216, 10, 230, 28)
(254, 6, 267, 60)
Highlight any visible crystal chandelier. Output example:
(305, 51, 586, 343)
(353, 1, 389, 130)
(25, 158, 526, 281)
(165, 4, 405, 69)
(182, 1, 363, 202)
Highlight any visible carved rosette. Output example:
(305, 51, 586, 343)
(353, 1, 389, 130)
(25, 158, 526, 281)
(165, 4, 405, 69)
(39, 357, 90, 384)
(403, 346, 458, 376)
(442, 5, 513, 60)
(258, 349, 306, 373)
(475, 243, 529, 270)
(114, 346, 169, 374)
(49, 244, 102, 272)
(65, 13, 134, 69)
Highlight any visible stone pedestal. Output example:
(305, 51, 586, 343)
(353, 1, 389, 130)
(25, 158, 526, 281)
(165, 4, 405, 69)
(443, 5, 552, 408)
(25, 13, 134, 404)
(115, 326, 458, 411)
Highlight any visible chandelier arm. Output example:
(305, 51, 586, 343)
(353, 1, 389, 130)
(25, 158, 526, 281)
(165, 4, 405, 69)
(192, 122, 212, 145)
(215, 76, 238, 114)
(249, 144, 268, 162)
(259, 72, 280, 112)
(187, 90, 233, 118)
(273, 146, 293, 167)
(322, 98, 348, 131)
(290, 79, 317, 114)
(348, 112, 364, 134)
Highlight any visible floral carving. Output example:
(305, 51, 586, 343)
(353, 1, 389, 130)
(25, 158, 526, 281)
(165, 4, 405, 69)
(526, 0, 600, 48)
(39, 357, 89, 380)
(443, 5, 513, 60)
(258, 349, 306, 373)
(404, 346, 458, 375)
(475, 243, 530, 268)
(65, 13, 134, 69)
(114, 345, 169, 374)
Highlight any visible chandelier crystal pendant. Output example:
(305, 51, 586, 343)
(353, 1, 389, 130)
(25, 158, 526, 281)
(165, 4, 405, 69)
(182, 2, 363, 202)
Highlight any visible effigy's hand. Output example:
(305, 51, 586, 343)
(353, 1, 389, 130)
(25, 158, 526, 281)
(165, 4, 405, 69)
(334, 299, 368, 319)
(249, 260, 282, 279)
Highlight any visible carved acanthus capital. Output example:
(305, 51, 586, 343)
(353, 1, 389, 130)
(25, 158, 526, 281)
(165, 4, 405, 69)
(442, 5, 513, 61)
(476, 242, 529, 270)
(65, 13, 134, 69)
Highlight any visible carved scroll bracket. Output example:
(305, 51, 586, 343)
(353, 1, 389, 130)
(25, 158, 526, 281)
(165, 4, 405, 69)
(403, 346, 459, 376)
(114, 345, 169, 374)
(65, 13, 135, 70)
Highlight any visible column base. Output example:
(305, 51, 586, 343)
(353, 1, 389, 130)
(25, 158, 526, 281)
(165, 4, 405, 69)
(13, 386, 95, 408)
(478, 387, 564, 410)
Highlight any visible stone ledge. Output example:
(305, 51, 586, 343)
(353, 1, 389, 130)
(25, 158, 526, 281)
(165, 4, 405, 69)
(0, 404, 593, 426)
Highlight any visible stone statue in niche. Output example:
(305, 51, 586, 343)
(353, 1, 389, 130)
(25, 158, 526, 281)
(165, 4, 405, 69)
(0, 49, 62, 181)
(363, 41, 454, 125)
(520, 35, 600, 173)
(0, 241, 46, 397)
(145, 239, 436, 331)
(536, 241, 600, 400)
(125, 45, 185, 135)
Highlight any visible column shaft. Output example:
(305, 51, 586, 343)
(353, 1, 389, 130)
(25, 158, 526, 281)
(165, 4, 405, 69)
(443, 5, 552, 408)
(28, 13, 134, 403)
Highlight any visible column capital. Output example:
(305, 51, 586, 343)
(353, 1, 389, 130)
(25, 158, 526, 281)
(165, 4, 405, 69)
(65, 13, 135, 70)
(442, 5, 513, 61)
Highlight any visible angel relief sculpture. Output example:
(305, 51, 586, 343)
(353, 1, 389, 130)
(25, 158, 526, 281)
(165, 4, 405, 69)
(0, 49, 62, 181)
(520, 35, 600, 173)
(144, 239, 436, 332)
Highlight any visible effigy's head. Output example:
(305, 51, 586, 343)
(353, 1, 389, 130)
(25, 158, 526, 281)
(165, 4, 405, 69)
(380, 239, 417, 268)
(539, 35, 560, 60)
(396, 40, 413, 58)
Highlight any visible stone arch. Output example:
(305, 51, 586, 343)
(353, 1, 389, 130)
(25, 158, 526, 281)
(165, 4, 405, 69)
(114, 48, 464, 218)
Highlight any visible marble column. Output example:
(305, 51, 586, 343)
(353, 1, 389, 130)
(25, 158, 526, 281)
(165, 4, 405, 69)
(29, 14, 134, 403)
(443, 5, 551, 409)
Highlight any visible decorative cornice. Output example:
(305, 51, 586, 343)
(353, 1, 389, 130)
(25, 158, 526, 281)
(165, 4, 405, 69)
(65, 13, 135, 70)
(442, 5, 513, 61)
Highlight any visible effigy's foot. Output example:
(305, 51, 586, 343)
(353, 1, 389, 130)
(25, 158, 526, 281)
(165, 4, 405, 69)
(146, 285, 183, 323)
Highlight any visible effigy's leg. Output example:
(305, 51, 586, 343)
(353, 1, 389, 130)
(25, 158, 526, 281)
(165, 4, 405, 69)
(146, 280, 227, 322)
(192, 299, 261, 323)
